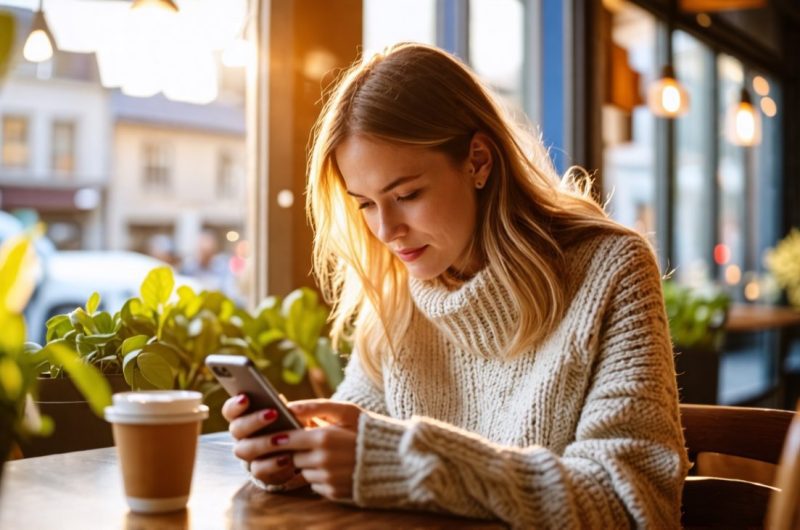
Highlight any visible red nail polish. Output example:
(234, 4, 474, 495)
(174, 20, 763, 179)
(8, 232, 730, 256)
(271, 434, 289, 446)
(276, 455, 291, 467)
(237, 394, 248, 405)
(263, 409, 277, 421)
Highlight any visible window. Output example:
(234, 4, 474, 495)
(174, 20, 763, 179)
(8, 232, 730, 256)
(362, 0, 436, 56)
(674, 31, 714, 284)
(141, 143, 172, 193)
(1, 115, 30, 169)
(602, 4, 659, 248)
(52, 120, 77, 176)
(469, 0, 524, 110)
(217, 152, 236, 198)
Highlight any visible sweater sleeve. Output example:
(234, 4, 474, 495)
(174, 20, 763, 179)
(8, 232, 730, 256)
(349, 236, 690, 529)
(331, 348, 389, 416)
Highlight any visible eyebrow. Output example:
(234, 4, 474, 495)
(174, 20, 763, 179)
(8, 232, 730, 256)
(346, 174, 422, 198)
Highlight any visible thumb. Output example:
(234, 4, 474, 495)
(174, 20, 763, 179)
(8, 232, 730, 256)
(288, 399, 361, 428)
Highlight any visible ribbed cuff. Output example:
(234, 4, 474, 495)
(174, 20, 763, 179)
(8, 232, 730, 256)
(352, 410, 413, 507)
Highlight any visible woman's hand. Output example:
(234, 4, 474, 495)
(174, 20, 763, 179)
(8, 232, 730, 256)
(221, 396, 363, 500)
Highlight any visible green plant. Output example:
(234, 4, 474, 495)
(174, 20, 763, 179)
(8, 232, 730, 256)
(765, 228, 800, 308)
(0, 235, 111, 469)
(663, 280, 730, 351)
(40, 266, 346, 431)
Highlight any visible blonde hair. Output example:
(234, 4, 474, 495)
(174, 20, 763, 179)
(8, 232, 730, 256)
(306, 43, 631, 385)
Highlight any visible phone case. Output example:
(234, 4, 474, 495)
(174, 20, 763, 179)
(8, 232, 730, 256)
(206, 354, 303, 434)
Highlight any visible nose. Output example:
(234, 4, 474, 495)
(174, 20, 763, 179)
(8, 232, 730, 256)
(376, 206, 405, 243)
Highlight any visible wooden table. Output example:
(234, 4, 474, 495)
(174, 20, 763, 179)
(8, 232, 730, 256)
(0, 432, 505, 530)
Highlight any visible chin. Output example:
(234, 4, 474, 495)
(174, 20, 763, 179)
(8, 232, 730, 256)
(404, 263, 447, 281)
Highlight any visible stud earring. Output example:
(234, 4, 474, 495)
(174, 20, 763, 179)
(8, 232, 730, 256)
(476, 181, 485, 189)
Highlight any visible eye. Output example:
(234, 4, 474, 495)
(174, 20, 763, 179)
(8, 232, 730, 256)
(397, 190, 420, 202)
(358, 201, 374, 210)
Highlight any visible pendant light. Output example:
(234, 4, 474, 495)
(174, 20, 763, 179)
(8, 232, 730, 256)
(647, 0, 689, 118)
(23, 1, 54, 63)
(726, 87, 761, 146)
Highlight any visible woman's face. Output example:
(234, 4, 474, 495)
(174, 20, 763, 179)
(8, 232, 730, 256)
(336, 134, 486, 280)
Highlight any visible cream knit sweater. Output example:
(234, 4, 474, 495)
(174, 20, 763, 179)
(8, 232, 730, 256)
(332, 232, 690, 529)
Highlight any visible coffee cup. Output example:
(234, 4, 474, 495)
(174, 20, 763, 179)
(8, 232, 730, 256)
(104, 391, 209, 514)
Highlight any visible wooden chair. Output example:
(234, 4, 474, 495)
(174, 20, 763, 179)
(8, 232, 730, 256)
(765, 402, 800, 530)
(680, 403, 795, 528)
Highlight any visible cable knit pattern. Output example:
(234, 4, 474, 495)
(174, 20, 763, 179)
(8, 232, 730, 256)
(331, 232, 690, 529)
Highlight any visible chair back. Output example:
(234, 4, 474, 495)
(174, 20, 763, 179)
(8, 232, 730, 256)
(765, 402, 800, 530)
(680, 404, 795, 528)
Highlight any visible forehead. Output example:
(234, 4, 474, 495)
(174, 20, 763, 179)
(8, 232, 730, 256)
(334, 135, 448, 191)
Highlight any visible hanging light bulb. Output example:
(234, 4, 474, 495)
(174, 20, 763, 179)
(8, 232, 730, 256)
(647, 65, 690, 118)
(23, 4, 54, 63)
(726, 87, 761, 147)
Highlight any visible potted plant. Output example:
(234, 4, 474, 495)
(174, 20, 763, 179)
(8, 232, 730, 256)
(663, 280, 730, 404)
(765, 228, 800, 309)
(37, 265, 346, 434)
(0, 235, 111, 473)
(19, 291, 132, 457)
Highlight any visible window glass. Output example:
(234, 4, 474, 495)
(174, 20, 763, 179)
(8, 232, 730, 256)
(51, 120, 76, 175)
(0, 0, 250, 336)
(602, 3, 658, 247)
(673, 30, 713, 285)
(469, 0, 524, 109)
(2, 115, 30, 168)
(362, 0, 435, 57)
(717, 53, 746, 287)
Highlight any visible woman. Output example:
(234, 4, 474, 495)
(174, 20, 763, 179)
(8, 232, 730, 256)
(223, 43, 689, 529)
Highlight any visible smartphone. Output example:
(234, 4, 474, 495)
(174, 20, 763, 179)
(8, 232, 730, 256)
(206, 354, 303, 435)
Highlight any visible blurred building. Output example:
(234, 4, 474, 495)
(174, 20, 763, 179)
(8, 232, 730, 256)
(0, 7, 109, 250)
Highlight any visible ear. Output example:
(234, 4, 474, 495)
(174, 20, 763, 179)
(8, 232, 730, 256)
(466, 132, 493, 189)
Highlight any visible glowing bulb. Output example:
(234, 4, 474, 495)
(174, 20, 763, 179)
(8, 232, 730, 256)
(744, 281, 760, 301)
(735, 104, 756, 145)
(226, 231, 240, 242)
(752, 76, 769, 96)
(661, 85, 682, 114)
(23, 29, 53, 63)
(277, 190, 294, 208)
(725, 265, 742, 285)
(760, 97, 777, 117)
(647, 66, 689, 118)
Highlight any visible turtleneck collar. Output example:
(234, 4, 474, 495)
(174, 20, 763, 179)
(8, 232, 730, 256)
(408, 267, 520, 357)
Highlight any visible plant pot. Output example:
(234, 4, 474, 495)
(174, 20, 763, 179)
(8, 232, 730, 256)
(674, 347, 720, 405)
(17, 374, 130, 457)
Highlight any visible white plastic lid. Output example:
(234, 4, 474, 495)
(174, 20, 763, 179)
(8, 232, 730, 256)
(104, 391, 209, 425)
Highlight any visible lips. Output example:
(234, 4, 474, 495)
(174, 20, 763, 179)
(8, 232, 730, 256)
(396, 245, 428, 262)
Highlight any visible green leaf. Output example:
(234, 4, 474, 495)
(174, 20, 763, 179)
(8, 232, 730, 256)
(93, 311, 114, 334)
(0, 312, 24, 354)
(0, 236, 36, 313)
(121, 335, 148, 356)
(281, 348, 307, 385)
(314, 338, 343, 390)
(122, 349, 142, 386)
(141, 342, 184, 370)
(177, 285, 197, 306)
(69, 308, 98, 334)
(0, 357, 23, 399)
(140, 266, 175, 311)
(86, 292, 100, 315)
(138, 352, 176, 389)
(46, 342, 112, 417)
(257, 329, 284, 347)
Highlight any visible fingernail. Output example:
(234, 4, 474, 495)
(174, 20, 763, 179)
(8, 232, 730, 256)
(237, 394, 248, 405)
(262, 409, 277, 422)
(276, 455, 291, 467)
(271, 434, 289, 446)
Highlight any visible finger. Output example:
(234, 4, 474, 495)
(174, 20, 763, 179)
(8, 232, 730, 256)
(300, 467, 352, 486)
(288, 400, 361, 428)
(221, 394, 249, 422)
(310, 483, 334, 498)
(250, 455, 296, 486)
(292, 445, 355, 470)
(229, 408, 280, 440)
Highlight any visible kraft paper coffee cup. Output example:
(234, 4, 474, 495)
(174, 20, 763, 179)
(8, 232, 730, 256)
(105, 391, 209, 514)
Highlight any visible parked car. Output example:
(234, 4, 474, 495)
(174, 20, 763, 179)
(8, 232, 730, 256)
(25, 250, 199, 344)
